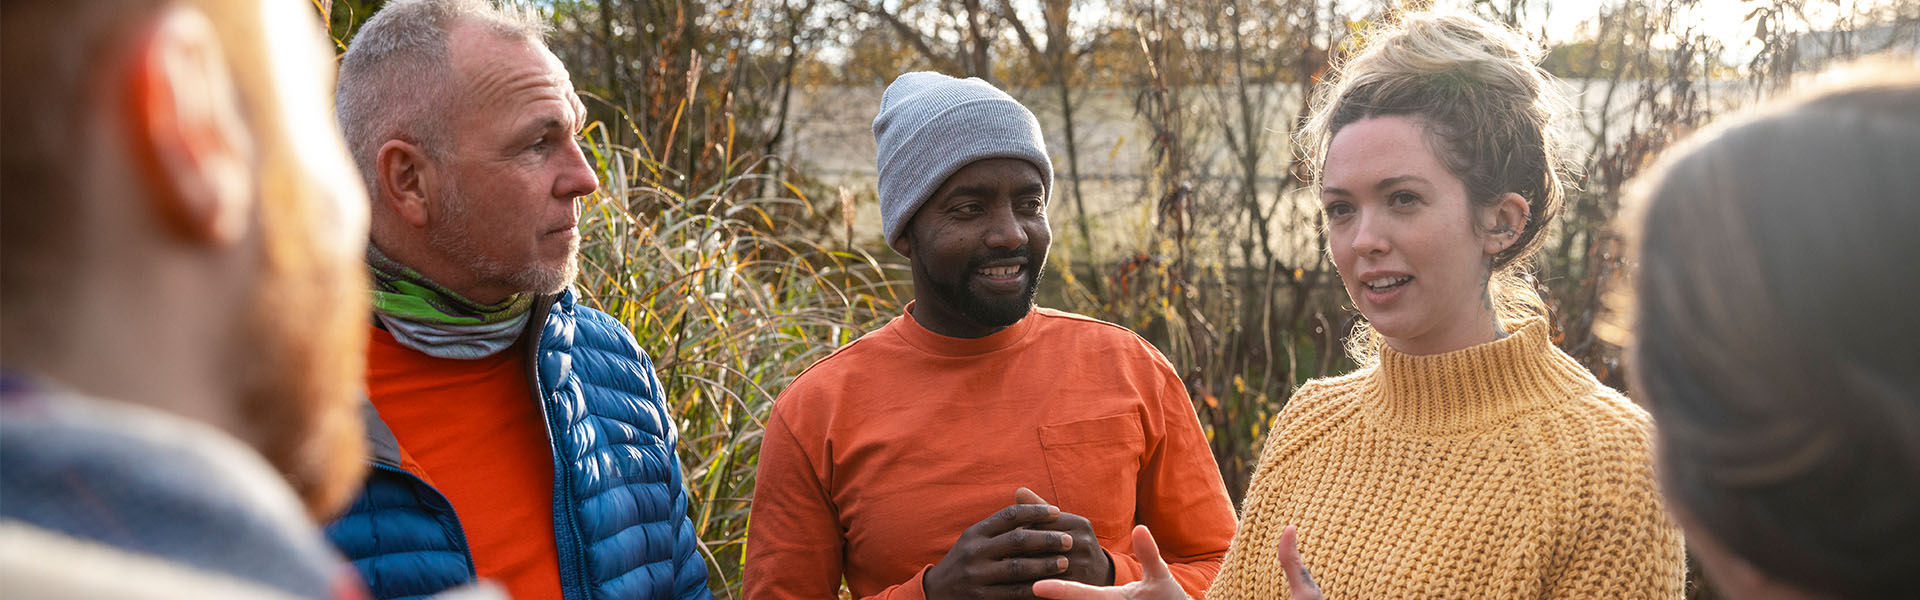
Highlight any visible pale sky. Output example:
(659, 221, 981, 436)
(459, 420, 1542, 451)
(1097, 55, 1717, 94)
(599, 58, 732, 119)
(1520, 0, 1891, 51)
(1053, 0, 1877, 49)
(1536, 0, 1762, 47)
(855, 0, 1902, 68)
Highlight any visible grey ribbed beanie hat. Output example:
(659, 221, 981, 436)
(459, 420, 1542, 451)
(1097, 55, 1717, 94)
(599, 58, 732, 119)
(873, 72, 1052, 252)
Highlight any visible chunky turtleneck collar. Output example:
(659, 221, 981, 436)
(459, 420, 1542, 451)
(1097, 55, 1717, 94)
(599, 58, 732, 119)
(1362, 316, 1598, 436)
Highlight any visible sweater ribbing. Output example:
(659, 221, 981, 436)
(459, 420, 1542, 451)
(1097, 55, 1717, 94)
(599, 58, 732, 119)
(1207, 317, 1686, 599)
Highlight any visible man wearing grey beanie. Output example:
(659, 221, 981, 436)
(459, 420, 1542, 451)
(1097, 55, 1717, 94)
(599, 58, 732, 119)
(746, 72, 1235, 600)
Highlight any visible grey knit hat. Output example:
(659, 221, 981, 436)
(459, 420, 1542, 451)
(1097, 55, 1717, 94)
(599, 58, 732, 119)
(873, 72, 1053, 251)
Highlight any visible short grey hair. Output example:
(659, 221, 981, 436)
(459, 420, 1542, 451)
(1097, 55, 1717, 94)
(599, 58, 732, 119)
(335, 0, 549, 200)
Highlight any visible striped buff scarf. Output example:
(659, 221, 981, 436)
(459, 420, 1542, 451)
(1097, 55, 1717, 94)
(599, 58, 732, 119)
(367, 245, 532, 359)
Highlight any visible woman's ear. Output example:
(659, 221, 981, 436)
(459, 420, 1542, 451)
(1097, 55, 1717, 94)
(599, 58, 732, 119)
(1483, 192, 1530, 256)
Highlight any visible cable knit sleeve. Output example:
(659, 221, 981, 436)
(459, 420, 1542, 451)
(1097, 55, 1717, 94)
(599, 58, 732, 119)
(1546, 391, 1687, 599)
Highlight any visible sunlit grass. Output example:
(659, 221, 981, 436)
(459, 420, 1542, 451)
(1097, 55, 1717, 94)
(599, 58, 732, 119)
(572, 114, 907, 597)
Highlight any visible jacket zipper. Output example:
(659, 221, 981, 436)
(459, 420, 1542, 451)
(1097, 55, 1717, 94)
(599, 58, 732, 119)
(526, 297, 592, 600)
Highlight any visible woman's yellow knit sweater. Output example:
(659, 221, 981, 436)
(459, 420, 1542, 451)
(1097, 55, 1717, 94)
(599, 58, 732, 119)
(1207, 317, 1686, 599)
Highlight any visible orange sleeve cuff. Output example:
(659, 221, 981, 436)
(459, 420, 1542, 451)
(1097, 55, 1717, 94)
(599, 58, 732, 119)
(860, 565, 930, 600)
(1108, 546, 1143, 586)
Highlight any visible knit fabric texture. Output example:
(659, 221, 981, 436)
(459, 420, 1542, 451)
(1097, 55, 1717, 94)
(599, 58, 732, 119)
(872, 71, 1052, 250)
(1208, 317, 1687, 599)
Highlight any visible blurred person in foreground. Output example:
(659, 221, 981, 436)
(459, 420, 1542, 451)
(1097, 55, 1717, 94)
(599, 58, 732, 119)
(1625, 62, 1920, 599)
(744, 72, 1236, 599)
(0, 0, 370, 596)
(320, 1, 711, 598)
(1034, 11, 1685, 600)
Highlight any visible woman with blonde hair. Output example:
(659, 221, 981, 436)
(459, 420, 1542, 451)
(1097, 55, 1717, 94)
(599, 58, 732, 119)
(1035, 11, 1685, 599)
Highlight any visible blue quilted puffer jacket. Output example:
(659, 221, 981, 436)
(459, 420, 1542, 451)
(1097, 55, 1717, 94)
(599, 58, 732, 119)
(325, 291, 713, 600)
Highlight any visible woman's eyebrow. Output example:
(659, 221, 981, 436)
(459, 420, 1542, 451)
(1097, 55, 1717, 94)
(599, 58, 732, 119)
(1376, 174, 1430, 190)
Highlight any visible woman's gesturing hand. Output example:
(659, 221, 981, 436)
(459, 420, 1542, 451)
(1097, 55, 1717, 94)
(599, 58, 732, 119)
(1275, 525, 1324, 600)
(1029, 523, 1326, 600)
(1031, 525, 1184, 600)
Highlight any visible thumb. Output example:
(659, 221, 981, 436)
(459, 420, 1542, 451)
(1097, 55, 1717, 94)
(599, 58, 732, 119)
(1132, 525, 1175, 584)
(1015, 486, 1048, 505)
(1032, 578, 1113, 600)
(1275, 525, 1322, 599)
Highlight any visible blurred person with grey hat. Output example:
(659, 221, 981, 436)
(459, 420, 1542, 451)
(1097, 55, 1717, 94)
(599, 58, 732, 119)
(744, 72, 1235, 600)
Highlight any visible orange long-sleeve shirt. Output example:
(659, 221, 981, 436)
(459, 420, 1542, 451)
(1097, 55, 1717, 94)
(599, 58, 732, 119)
(745, 307, 1236, 599)
(365, 326, 562, 600)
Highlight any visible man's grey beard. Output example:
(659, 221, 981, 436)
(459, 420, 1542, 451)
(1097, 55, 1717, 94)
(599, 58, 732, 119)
(496, 239, 578, 296)
(427, 183, 579, 297)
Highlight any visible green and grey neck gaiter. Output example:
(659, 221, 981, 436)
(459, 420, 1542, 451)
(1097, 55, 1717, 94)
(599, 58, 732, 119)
(367, 245, 532, 360)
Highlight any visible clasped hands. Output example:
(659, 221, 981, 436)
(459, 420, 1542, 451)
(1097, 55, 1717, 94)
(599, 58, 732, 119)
(923, 488, 1112, 600)
(922, 488, 1323, 600)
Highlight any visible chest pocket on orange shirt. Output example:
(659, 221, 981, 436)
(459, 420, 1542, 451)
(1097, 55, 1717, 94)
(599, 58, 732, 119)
(1039, 413, 1145, 543)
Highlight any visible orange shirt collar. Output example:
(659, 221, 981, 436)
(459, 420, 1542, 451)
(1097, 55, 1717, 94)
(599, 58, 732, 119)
(890, 300, 1041, 357)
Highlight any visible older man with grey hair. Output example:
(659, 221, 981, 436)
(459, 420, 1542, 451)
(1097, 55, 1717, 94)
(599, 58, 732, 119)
(322, 1, 712, 599)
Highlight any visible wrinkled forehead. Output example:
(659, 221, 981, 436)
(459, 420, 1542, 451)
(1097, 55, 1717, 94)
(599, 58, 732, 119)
(447, 24, 583, 113)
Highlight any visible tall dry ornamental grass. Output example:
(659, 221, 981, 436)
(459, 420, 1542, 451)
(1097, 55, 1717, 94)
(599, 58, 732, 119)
(571, 111, 907, 595)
